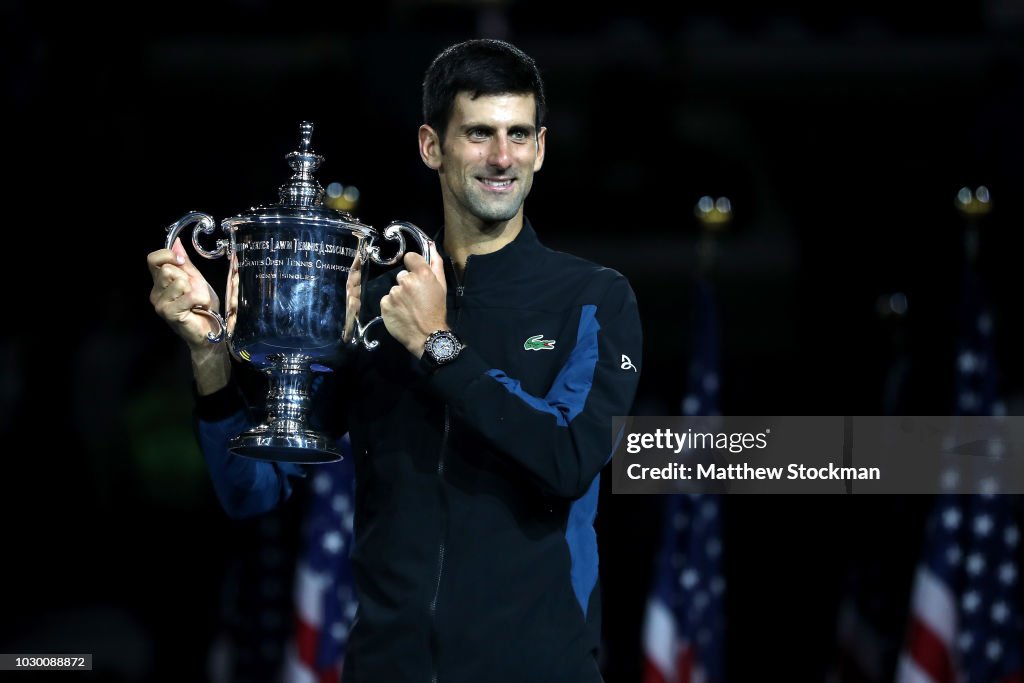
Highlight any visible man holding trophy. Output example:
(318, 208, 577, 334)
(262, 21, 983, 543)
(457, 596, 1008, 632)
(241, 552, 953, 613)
(147, 39, 642, 683)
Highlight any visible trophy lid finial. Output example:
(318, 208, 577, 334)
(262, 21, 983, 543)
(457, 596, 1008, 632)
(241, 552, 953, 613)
(279, 121, 325, 207)
(299, 121, 314, 152)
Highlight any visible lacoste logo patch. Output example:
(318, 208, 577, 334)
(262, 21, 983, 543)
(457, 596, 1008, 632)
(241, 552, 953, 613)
(524, 334, 556, 351)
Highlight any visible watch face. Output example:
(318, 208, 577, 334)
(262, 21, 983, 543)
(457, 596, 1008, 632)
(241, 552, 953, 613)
(428, 332, 460, 363)
(431, 335, 457, 361)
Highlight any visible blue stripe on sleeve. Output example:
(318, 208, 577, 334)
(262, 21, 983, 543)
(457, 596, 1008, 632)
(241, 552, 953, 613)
(486, 304, 601, 426)
(566, 473, 601, 616)
(197, 411, 304, 518)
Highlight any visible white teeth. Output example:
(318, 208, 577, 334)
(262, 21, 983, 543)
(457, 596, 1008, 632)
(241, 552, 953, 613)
(481, 179, 512, 187)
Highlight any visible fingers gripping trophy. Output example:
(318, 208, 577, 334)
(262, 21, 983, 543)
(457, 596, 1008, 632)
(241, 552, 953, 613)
(159, 122, 430, 463)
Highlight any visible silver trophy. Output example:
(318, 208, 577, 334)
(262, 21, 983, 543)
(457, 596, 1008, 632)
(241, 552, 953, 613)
(164, 121, 430, 463)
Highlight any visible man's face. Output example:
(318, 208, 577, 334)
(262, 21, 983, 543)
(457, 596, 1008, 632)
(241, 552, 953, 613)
(433, 92, 546, 226)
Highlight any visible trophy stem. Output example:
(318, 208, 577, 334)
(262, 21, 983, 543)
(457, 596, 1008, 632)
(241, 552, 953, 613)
(228, 353, 342, 463)
(267, 354, 315, 428)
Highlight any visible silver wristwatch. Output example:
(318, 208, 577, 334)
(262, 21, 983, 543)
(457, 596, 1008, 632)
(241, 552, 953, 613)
(423, 329, 464, 367)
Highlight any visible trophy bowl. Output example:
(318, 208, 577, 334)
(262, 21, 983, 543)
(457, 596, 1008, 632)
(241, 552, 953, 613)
(164, 121, 429, 463)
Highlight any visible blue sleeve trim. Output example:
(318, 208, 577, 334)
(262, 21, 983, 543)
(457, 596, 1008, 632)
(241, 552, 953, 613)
(197, 410, 307, 518)
(485, 371, 568, 425)
(276, 462, 307, 479)
(565, 473, 601, 616)
(486, 304, 601, 427)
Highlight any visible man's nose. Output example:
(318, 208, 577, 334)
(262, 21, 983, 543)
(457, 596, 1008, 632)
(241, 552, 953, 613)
(487, 136, 513, 170)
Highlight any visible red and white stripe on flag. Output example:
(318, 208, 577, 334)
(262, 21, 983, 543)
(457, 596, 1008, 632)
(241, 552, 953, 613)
(897, 569, 958, 683)
(283, 563, 341, 683)
(896, 567, 957, 683)
(642, 596, 704, 683)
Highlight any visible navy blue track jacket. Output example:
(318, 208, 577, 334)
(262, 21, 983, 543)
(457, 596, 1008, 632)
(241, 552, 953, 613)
(195, 220, 643, 683)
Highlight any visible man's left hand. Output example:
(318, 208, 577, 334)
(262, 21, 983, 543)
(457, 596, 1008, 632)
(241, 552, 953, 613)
(380, 242, 448, 358)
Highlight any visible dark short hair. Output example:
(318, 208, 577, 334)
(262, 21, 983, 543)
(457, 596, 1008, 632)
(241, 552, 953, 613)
(422, 39, 547, 142)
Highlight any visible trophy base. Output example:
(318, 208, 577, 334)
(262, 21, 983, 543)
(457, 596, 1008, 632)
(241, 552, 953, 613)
(229, 428, 342, 463)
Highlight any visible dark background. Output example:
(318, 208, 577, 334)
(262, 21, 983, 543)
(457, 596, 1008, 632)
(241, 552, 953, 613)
(3, 0, 1023, 681)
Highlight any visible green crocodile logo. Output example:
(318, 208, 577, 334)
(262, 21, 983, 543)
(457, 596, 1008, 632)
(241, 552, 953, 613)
(524, 334, 556, 351)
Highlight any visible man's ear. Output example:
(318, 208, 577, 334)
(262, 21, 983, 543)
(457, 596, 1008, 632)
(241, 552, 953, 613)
(533, 126, 547, 173)
(419, 125, 442, 170)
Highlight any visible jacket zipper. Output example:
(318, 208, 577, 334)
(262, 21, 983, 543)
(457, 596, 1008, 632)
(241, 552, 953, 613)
(453, 254, 468, 299)
(429, 407, 450, 683)
(429, 255, 467, 683)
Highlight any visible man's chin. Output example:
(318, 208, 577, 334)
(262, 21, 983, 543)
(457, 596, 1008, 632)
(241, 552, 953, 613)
(469, 201, 520, 225)
(478, 212, 518, 227)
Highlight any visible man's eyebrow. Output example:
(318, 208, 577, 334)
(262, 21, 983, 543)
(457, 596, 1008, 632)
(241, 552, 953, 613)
(460, 123, 537, 134)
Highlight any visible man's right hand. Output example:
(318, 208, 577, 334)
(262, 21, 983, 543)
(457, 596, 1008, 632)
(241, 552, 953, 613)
(147, 237, 231, 395)
(148, 237, 223, 349)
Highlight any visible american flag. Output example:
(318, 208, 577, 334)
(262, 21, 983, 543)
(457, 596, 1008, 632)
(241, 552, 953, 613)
(895, 266, 1023, 683)
(283, 437, 358, 683)
(642, 278, 726, 683)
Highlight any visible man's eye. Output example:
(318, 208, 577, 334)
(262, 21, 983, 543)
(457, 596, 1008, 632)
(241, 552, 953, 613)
(468, 129, 488, 140)
(510, 131, 528, 142)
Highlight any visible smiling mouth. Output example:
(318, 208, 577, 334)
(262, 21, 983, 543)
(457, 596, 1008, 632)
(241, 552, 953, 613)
(478, 178, 515, 191)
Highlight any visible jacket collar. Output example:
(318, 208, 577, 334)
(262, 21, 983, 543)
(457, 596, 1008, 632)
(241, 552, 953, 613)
(435, 218, 541, 269)
(434, 219, 543, 298)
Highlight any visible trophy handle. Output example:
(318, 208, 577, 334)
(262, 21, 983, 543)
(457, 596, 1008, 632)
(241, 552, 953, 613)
(365, 220, 432, 267)
(357, 220, 433, 351)
(354, 316, 384, 350)
(163, 211, 229, 344)
(165, 210, 232, 259)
